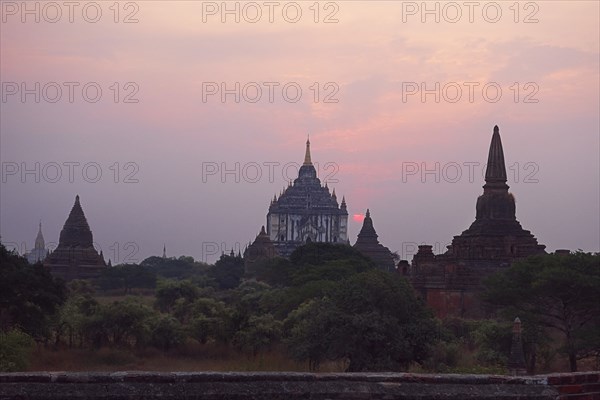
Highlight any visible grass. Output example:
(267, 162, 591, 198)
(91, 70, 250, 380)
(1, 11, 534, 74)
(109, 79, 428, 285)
(28, 343, 347, 372)
(27, 343, 596, 374)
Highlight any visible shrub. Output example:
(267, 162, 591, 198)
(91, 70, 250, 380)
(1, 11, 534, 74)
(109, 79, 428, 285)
(0, 329, 35, 372)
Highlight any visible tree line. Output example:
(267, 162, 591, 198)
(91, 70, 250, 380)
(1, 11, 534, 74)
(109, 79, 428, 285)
(1, 241, 598, 373)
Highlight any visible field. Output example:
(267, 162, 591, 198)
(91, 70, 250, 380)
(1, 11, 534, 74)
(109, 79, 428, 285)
(29, 343, 348, 372)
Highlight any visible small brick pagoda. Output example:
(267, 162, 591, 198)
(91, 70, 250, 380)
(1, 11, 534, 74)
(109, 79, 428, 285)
(353, 209, 395, 271)
(244, 225, 278, 273)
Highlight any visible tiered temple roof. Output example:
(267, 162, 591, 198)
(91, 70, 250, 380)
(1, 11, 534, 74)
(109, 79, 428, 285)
(268, 140, 345, 216)
(266, 138, 348, 257)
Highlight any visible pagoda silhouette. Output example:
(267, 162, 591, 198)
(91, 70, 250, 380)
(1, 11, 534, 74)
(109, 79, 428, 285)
(44, 195, 107, 280)
(353, 209, 395, 272)
(408, 126, 546, 318)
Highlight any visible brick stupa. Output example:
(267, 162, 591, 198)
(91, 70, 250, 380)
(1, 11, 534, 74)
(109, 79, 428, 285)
(353, 209, 395, 272)
(244, 225, 278, 274)
(409, 126, 546, 318)
(44, 195, 106, 280)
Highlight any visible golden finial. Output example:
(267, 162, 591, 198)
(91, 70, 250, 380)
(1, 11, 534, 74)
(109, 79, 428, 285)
(303, 134, 312, 166)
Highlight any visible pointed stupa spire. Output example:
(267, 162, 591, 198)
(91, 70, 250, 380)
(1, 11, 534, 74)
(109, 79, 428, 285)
(58, 195, 93, 248)
(43, 195, 107, 274)
(332, 188, 337, 199)
(484, 125, 508, 188)
(356, 209, 377, 239)
(35, 220, 45, 250)
(303, 135, 312, 165)
(163, 244, 167, 259)
(353, 208, 395, 272)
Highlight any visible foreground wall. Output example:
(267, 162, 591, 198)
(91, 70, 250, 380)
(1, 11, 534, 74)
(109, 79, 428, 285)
(0, 371, 598, 400)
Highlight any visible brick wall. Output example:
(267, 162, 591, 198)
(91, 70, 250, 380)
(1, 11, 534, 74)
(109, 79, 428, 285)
(546, 372, 600, 400)
(0, 371, 598, 399)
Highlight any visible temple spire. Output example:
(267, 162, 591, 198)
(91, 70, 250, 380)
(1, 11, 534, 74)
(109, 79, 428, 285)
(163, 244, 167, 259)
(303, 135, 312, 166)
(58, 195, 93, 248)
(43, 195, 106, 278)
(353, 208, 395, 271)
(484, 125, 508, 188)
(357, 209, 377, 239)
(35, 220, 45, 250)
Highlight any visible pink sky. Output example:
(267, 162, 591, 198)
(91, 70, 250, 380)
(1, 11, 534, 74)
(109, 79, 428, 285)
(1, 1, 599, 263)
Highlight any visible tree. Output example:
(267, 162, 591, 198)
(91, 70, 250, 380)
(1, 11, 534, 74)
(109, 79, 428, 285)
(154, 279, 200, 312)
(140, 256, 210, 280)
(267, 244, 377, 318)
(210, 253, 244, 289)
(285, 269, 438, 371)
(471, 319, 512, 367)
(96, 264, 156, 294)
(102, 298, 155, 347)
(147, 315, 185, 351)
(67, 279, 96, 296)
(180, 297, 234, 344)
(483, 252, 600, 372)
(250, 257, 294, 286)
(290, 242, 375, 269)
(231, 281, 279, 318)
(55, 293, 101, 348)
(233, 314, 282, 356)
(0, 329, 35, 372)
(284, 299, 342, 370)
(0, 243, 67, 340)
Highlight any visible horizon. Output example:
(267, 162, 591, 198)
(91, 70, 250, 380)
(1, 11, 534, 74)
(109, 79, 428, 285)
(1, 1, 599, 264)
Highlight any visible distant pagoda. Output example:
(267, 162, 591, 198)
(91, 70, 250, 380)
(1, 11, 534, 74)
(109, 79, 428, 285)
(243, 225, 277, 273)
(409, 126, 546, 318)
(353, 209, 395, 271)
(26, 221, 48, 264)
(446, 125, 546, 259)
(44, 195, 106, 280)
(266, 137, 349, 257)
